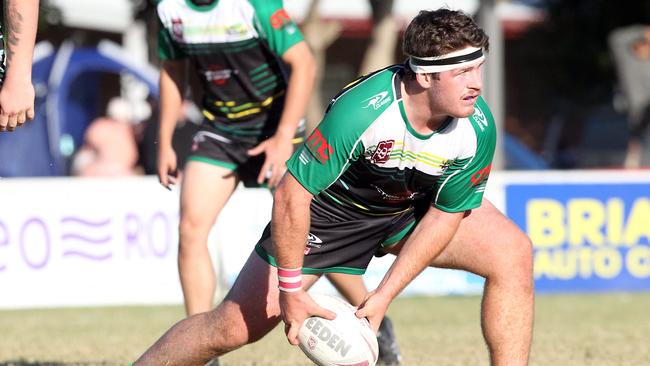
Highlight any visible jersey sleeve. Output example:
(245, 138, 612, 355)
(249, 0, 304, 56)
(156, 14, 185, 60)
(287, 100, 376, 195)
(432, 96, 496, 212)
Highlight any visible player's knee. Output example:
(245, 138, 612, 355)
(204, 308, 251, 353)
(492, 230, 534, 289)
(507, 233, 534, 292)
(211, 328, 249, 353)
(178, 216, 211, 243)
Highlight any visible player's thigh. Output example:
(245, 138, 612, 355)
(180, 160, 239, 227)
(217, 251, 320, 342)
(431, 199, 533, 278)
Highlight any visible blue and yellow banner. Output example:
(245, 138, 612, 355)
(506, 183, 650, 292)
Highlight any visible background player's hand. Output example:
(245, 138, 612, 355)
(0, 79, 36, 132)
(279, 290, 336, 346)
(157, 145, 178, 189)
(248, 134, 294, 188)
(355, 291, 391, 334)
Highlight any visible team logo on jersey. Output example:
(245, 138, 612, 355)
(472, 106, 489, 132)
(470, 163, 492, 186)
(362, 91, 391, 110)
(306, 128, 334, 163)
(371, 140, 394, 164)
(204, 65, 234, 86)
(171, 18, 183, 40)
(270, 8, 292, 30)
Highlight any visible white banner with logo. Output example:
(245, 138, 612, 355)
(0, 176, 488, 309)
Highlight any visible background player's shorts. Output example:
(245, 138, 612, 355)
(187, 123, 305, 187)
(255, 197, 422, 274)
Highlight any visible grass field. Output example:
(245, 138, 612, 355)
(2, 292, 649, 366)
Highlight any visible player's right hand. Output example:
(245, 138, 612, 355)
(279, 290, 336, 346)
(157, 146, 178, 189)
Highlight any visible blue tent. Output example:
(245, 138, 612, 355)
(0, 40, 159, 177)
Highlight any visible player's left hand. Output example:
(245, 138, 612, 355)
(355, 290, 391, 334)
(0, 79, 36, 132)
(248, 134, 294, 188)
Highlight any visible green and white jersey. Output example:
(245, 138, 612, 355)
(156, 0, 304, 141)
(288, 65, 496, 215)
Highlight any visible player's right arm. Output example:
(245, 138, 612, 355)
(157, 60, 186, 188)
(272, 174, 336, 346)
(274, 74, 385, 345)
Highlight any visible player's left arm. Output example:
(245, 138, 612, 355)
(357, 98, 497, 331)
(359, 207, 464, 332)
(276, 42, 316, 143)
(0, 0, 39, 132)
(247, 0, 316, 187)
(248, 41, 316, 187)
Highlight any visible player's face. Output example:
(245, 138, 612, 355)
(429, 61, 484, 118)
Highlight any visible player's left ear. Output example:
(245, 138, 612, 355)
(415, 72, 433, 88)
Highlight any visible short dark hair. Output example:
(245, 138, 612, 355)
(403, 9, 489, 59)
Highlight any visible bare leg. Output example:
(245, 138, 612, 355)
(325, 273, 369, 306)
(135, 251, 321, 365)
(386, 199, 534, 366)
(178, 161, 239, 315)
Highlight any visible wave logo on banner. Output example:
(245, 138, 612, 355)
(0, 211, 175, 273)
(61, 216, 112, 261)
(506, 183, 650, 293)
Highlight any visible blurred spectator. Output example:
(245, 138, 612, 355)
(71, 97, 139, 176)
(609, 25, 650, 168)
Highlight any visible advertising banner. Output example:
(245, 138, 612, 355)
(0, 176, 483, 309)
(506, 173, 650, 293)
(6, 170, 645, 308)
(0, 177, 181, 308)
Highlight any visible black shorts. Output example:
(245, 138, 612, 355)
(255, 196, 425, 274)
(187, 122, 305, 188)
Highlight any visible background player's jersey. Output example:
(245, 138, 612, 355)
(156, 0, 304, 142)
(288, 65, 496, 216)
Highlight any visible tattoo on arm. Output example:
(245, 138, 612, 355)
(4, 1, 25, 64)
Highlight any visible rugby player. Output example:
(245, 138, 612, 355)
(137, 8, 534, 366)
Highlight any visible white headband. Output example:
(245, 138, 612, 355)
(408, 47, 485, 73)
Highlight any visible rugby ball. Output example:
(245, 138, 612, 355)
(298, 293, 378, 366)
